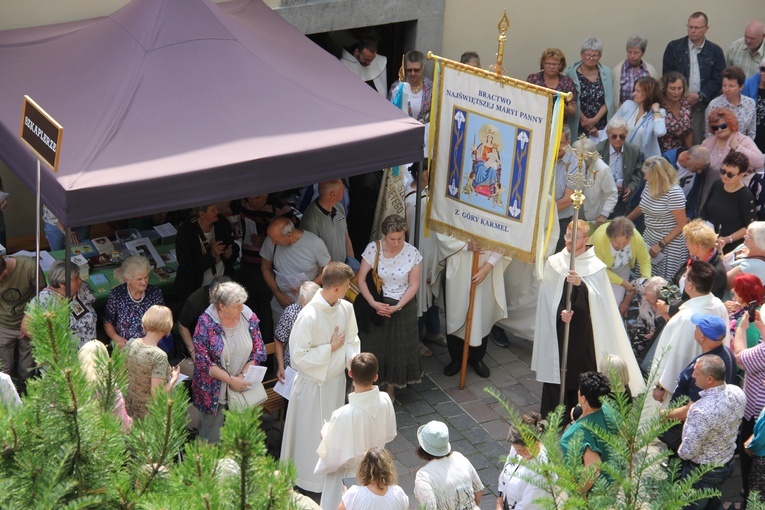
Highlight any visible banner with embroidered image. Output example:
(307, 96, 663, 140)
(426, 58, 567, 264)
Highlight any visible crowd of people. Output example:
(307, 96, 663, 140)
(1, 11, 765, 509)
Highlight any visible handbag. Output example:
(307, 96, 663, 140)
(228, 382, 267, 411)
(353, 241, 385, 332)
(371, 240, 383, 294)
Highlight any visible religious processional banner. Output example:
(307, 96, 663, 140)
(426, 57, 567, 265)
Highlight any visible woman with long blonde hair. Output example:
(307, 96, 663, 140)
(627, 156, 688, 278)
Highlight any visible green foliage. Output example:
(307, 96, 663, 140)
(485, 359, 723, 510)
(0, 298, 296, 509)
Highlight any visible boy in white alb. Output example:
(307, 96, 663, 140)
(279, 262, 360, 493)
(314, 352, 397, 510)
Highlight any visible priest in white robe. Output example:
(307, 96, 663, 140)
(340, 38, 387, 97)
(314, 352, 396, 510)
(431, 233, 511, 378)
(280, 262, 360, 493)
(531, 220, 643, 419)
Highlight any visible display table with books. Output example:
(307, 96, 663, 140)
(49, 241, 179, 306)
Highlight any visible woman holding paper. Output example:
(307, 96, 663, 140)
(123, 305, 180, 420)
(192, 281, 266, 443)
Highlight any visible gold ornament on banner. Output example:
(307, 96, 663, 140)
(489, 10, 510, 77)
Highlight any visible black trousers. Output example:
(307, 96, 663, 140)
(446, 334, 487, 366)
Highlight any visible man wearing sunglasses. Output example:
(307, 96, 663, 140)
(596, 117, 645, 218)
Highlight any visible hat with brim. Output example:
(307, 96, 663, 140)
(417, 420, 451, 457)
(690, 313, 727, 341)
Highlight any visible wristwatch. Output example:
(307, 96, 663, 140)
(658, 240, 666, 249)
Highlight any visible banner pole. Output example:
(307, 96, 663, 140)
(459, 250, 480, 390)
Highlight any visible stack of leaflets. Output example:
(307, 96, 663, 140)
(71, 254, 90, 279)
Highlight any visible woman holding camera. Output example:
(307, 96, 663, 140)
(175, 204, 239, 301)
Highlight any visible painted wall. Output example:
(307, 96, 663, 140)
(441, 1, 759, 81)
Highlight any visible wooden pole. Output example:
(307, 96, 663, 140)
(459, 250, 481, 390)
(559, 210, 579, 404)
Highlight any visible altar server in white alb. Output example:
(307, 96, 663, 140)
(314, 352, 396, 510)
(279, 262, 360, 493)
(531, 220, 642, 419)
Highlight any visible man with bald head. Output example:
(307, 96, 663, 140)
(261, 216, 331, 324)
(727, 20, 765, 77)
(663, 145, 710, 218)
(300, 179, 358, 270)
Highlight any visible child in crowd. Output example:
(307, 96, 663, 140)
(340, 447, 409, 510)
(314, 352, 397, 510)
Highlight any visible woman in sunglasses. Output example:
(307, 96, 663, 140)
(701, 108, 764, 206)
(700, 151, 756, 252)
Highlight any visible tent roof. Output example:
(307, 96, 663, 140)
(0, 0, 423, 227)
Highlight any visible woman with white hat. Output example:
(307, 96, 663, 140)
(413, 420, 484, 509)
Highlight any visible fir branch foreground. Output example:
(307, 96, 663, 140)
(485, 360, 765, 510)
(0, 298, 299, 509)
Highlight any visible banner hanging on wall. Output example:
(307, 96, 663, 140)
(426, 58, 566, 264)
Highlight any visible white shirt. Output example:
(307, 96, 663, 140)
(688, 39, 705, 94)
(361, 242, 422, 300)
(609, 145, 624, 185)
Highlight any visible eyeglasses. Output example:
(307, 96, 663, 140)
(686, 24, 707, 31)
(609, 133, 627, 140)
(710, 123, 728, 132)
(582, 53, 601, 60)
(720, 169, 740, 178)
(405, 67, 423, 74)
(543, 61, 561, 67)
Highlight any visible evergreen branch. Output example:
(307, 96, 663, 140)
(63, 368, 84, 497)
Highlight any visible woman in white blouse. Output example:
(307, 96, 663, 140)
(496, 413, 550, 510)
(357, 214, 422, 401)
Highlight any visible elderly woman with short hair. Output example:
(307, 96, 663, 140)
(358, 214, 422, 400)
(612, 34, 659, 109)
(124, 305, 180, 419)
(23, 260, 96, 348)
(565, 37, 615, 139)
(193, 281, 266, 443)
(627, 156, 688, 279)
(388, 50, 432, 123)
(613, 76, 666, 157)
(526, 48, 577, 117)
(590, 217, 652, 314)
(273, 280, 320, 383)
(700, 151, 756, 252)
(727, 221, 765, 287)
(104, 255, 165, 349)
(701, 108, 765, 205)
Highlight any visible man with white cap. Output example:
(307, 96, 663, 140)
(414, 420, 483, 509)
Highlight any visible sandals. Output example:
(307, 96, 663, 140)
(424, 332, 448, 347)
(420, 343, 434, 357)
(722, 502, 742, 510)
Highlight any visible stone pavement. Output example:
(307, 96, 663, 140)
(387, 332, 745, 509)
(388, 334, 539, 510)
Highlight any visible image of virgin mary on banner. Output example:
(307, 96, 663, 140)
(426, 58, 568, 265)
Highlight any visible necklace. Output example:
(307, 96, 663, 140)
(128, 289, 145, 304)
(410, 83, 423, 93)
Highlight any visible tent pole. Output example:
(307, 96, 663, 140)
(413, 158, 424, 250)
(35, 159, 41, 297)
(64, 227, 71, 298)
